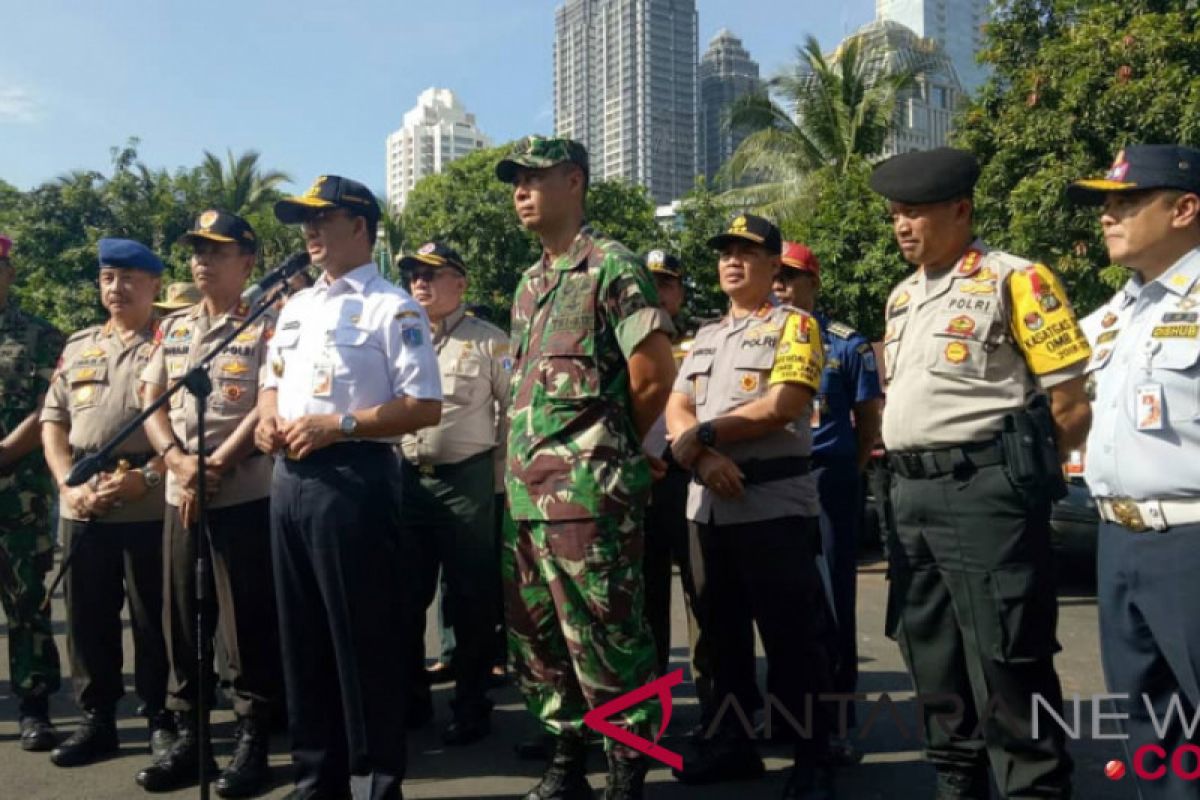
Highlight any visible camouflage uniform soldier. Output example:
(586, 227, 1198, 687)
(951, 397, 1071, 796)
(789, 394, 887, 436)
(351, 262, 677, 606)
(0, 232, 64, 751)
(496, 136, 678, 800)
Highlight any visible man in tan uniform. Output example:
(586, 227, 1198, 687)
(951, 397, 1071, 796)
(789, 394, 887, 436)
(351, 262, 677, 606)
(40, 238, 173, 767)
(136, 210, 282, 797)
(667, 214, 837, 800)
(398, 241, 511, 746)
(870, 148, 1091, 799)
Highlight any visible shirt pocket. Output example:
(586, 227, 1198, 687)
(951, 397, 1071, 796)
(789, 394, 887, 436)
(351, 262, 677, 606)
(536, 329, 598, 402)
(211, 355, 257, 413)
(442, 355, 482, 402)
(328, 327, 373, 379)
(882, 316, 909, 382)
(1153, 338, 1200, 421)
(68, 364, 108, 411)
(927, 308, 999, 380)
(732, 345, 774, 402)
(683, 352, 715, 406)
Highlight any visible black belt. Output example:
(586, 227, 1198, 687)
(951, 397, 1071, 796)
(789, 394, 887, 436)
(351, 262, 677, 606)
(405, 448, 494, 478)
(71, 449, 155, 471)
(695, 456, 811, 487)
(282, 440, 394, 466)
(888, 439, 1005, 480)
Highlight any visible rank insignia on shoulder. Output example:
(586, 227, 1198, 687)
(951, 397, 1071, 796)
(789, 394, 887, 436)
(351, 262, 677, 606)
(955, 250, 983, 277)
(827, 322, 854, 339)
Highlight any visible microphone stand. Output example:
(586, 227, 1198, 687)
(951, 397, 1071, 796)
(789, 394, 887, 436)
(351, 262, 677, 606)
(60, 285, 289, 800)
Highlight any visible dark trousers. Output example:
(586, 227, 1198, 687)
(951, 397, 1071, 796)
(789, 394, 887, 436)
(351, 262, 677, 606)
(1099, 520, 1200, 800)
(690, 515, 835, 758)
(62, 517, 168, 713)
(644, 467, 712, 709)
(163, 498, 281, 719)
(271, 445, 415, 800)
(814, 455, 862, 728)
(887, 463, 1072, 797)
(403, 453, 499, 717)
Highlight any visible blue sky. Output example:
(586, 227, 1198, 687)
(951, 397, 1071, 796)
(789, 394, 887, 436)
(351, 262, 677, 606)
(0, 0, 875, 195)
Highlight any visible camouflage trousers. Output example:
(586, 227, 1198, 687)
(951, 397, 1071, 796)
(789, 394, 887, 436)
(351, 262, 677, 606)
(503, 513, 660, 749)
(0, 518, 62, 700)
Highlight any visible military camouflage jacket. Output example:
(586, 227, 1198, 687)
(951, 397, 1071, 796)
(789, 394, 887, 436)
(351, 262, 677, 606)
(0, 299, 65, 524)
(506, 226, 673, 521)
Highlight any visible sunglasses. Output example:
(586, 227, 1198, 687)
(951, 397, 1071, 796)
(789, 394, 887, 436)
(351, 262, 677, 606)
(407, 267, 457, 283)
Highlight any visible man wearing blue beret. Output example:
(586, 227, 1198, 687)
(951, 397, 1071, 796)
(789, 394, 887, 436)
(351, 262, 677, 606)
(41, 238, 175, 767)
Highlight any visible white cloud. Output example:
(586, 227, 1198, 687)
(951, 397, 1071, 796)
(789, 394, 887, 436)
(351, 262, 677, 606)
(0, 87, 41, 123)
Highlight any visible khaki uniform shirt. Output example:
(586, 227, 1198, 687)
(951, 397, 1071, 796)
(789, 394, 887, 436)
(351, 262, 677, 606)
(881, 240, 1091, 451)
(400, 305, 512, 469)
(41, 320, 166, 523)
(141, 302, 275, 508)
(673, 300, 824, 525)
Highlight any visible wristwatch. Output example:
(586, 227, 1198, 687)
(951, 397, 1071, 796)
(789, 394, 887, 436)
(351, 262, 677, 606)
(141, 467, 162, 488)
(697, 421, 717, 447)
(339, 413, 359, 437)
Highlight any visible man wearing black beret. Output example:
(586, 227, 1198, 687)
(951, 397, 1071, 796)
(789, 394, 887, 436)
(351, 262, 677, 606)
(870, 148, 1091, 798)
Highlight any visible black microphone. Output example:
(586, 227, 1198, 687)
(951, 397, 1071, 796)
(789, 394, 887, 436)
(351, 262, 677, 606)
(240, 252, 311, 305)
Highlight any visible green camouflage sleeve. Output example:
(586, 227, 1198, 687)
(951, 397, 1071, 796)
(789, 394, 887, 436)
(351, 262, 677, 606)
(32, 321, 65, 396)
(599, 252, 674, 361)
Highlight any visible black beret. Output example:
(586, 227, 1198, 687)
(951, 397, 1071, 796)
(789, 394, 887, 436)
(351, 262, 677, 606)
(869, 147, 980, 205)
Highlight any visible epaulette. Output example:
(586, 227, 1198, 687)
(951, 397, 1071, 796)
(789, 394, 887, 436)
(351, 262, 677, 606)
(65, 326, 100, 344)
(827, 322, 856, 339)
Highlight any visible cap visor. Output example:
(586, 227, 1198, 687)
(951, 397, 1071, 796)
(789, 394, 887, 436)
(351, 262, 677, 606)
(274, 196, 335, 224)
(178, 231, 237, 246)
(706, 231, 765, 250)
(1066, 179, 1139, 205)
(780, 259, 817, 274)
(495, 159, 521, 183)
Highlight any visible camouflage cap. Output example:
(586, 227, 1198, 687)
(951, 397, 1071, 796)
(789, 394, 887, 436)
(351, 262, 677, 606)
(495, 135, 589, 183)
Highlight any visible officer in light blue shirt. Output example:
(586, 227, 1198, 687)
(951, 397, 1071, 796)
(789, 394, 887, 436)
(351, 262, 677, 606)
(1069, 144, 1200, 797)
(772, 241, 883, 762)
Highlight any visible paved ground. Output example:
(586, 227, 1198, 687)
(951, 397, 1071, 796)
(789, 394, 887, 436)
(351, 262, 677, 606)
(0, 546, 1136, 799)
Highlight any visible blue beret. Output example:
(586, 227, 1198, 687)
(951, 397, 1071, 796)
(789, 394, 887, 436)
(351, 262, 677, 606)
(97, 238, 165, 274)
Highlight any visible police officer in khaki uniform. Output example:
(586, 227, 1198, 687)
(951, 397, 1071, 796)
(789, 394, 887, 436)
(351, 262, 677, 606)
(870, 148, 1091, 799)
(40, 238, 173, 767)
(136, 210, 282, 797)
(397, 241, 511, 746)
(667, 214, 837, 800)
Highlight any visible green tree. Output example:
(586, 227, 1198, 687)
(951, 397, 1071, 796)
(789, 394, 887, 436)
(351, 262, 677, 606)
(782, 159, 907, 341)
(665, 177, 734, 325)
(722, 30, 940, 220)
(198, 149, 292, 216)
(955, 0, 1200, 314)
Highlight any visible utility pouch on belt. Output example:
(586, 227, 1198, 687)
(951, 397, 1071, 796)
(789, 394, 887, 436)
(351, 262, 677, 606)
(1000, 394, 1067, 502)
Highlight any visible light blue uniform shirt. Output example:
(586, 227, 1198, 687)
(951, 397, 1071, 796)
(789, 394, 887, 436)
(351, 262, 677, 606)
(1085, 247, 1200, 500)
(263, 262, 442, 441)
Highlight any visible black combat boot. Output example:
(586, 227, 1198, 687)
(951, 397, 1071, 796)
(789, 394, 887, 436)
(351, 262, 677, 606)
(215, 715, 270, 798)
(523, 734, 594, 800)
(17, 694, 57, 752)
(50, 708, 118, 766)
(135, 711, 216, 792)
(604, 750, 648, 800)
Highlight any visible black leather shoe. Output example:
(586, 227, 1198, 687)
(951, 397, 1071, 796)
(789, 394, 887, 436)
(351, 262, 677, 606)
(18, 695, 57, 752)
(671, 739, 764, 785)
(523, 735, 594, 800)
(50, 709, 118, 767)
(782, 763, 836, 800)
(215, 716, 269, 798)
(424, 661, 455, 685)
(148, 710, 178, 759)
(135, 712, 217, 792)
(604, 752, 648, 800)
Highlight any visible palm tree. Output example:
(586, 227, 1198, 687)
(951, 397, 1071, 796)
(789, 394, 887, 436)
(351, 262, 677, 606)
(199, 149, 291, 215)
(721, 28, 946, 218)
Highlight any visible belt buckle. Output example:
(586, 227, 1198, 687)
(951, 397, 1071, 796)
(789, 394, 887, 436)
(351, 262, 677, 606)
(1112, 499, 1150, 532)
(419, 463, 435, 477)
